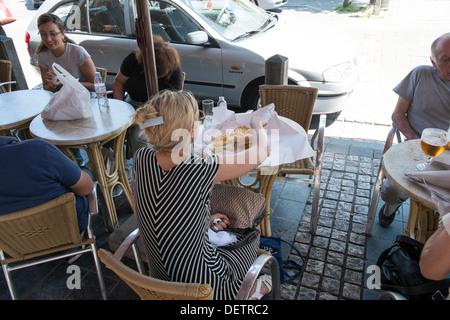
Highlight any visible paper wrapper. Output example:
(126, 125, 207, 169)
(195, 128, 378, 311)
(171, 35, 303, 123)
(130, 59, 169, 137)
(405, 151, 450, 214)
(193, 103, 316, 168)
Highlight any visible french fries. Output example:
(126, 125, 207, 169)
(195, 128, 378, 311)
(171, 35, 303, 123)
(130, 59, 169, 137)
(210, 126, 253, 153)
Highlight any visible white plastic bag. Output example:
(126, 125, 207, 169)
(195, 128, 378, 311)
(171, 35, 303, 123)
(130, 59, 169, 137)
(41, 63, 93, 120)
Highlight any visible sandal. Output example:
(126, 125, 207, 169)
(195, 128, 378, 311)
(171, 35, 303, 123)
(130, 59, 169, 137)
(248, 274, 272, 300)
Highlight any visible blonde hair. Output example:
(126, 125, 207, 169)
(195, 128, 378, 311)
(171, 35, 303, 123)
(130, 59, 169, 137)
(133, 90, 199, 149)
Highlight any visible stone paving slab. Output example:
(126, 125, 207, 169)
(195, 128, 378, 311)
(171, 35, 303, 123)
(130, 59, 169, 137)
(274, 147, 384, 300)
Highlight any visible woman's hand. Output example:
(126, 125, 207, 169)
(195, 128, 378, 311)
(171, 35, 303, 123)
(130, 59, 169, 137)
(250, 115, 267, 130)
(45, 70, 61, 90)
(210, 213, 230, 232)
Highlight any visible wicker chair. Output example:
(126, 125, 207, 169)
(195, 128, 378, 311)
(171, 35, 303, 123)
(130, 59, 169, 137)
(96, 67, 107, 82)
(0, 184, 107, 300)
(259, 84, 325, 234)
(0, 59, 16, 93)
(365, 123, 403, 235)
(98, 229, 280, 300)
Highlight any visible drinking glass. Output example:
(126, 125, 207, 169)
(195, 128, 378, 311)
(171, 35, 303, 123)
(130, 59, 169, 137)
(417, 128, 447, 170)
(202, 99, 214, 128)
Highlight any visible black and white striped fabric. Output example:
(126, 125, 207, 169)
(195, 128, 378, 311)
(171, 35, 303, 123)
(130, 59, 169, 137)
(132, 148, 259, 299)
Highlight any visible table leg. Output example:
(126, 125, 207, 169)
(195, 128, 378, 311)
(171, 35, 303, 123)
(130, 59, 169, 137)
(84, 130, 132, 231)
(111, 130, 133, 209)
(404, 200, 438, 243)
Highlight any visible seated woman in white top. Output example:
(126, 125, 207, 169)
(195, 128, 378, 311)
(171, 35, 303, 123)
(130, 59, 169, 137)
(35, 13, 96, 93)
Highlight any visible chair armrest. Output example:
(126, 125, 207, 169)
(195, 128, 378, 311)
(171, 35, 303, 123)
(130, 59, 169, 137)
(114, 228, 147, 275)
(88, 181, 98, 214)
(88, 181, 99, 215)
(236, 254, 280, 300)
(0, 81, 16, 93)
(114, 228, 141, 260)
(382, 123, 398, 156)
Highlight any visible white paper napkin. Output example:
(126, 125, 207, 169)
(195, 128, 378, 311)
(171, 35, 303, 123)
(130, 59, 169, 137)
(405, 151, 450, 213)
(193, 103, 316, 167)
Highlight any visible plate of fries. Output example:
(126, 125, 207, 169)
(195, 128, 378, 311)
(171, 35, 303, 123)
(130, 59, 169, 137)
(209, 125, 253, 153)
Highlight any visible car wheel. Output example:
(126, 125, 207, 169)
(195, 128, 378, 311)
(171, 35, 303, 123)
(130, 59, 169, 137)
(241, 79, 264, 111)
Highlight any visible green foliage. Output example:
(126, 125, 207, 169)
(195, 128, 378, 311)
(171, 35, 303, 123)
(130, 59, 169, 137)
(335, 3, 365, 12)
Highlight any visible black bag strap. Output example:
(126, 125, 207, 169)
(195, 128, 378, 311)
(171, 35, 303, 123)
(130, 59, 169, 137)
(395, 235, 424, 250)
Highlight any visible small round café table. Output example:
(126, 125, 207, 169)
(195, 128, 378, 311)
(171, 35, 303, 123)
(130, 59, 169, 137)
(0, 89, 53, 138)
(29, 98, 135, 231)
(382, 139, 442, 243)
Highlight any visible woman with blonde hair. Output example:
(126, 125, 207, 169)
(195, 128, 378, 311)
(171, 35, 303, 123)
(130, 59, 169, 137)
(131, 90, 272, 300)
(35, 13, 96, 92)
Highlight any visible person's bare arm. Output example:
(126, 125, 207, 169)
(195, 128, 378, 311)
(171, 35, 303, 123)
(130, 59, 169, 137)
(112, 71, 128, 100)
(391, 96, 420, 140)
(69, 170, 94, 197)
(420, 219, 450, 280)
(39, 65, 57, 92)
(79, 57, 96, 92)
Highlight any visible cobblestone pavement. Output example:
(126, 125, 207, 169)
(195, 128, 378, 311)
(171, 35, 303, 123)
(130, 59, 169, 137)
(275, 142, 384, 300)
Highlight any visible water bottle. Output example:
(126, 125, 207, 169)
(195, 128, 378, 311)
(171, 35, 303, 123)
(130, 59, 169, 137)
(217, 96, 227, 109)
(94, 71, 109, 111)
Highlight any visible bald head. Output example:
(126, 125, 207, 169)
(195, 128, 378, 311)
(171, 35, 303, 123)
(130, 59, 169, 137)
(430, 33, 450, 81)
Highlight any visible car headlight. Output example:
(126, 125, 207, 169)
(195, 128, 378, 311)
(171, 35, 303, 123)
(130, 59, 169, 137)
(323, 62, 355, 83)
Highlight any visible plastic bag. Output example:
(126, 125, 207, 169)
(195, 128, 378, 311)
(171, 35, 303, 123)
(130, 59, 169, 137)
(41, 63, 93, 121)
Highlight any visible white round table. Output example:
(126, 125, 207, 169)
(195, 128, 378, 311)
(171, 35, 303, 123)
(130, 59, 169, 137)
(0, 89, 53, 137)
(30, 98, 135, 231)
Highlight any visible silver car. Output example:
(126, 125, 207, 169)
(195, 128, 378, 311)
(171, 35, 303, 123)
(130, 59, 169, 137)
(26, 0, 357, 123)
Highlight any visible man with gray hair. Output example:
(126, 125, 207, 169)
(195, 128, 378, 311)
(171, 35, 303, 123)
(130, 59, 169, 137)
(379, 32, 450, 227)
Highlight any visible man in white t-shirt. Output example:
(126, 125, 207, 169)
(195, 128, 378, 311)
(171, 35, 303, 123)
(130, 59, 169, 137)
(379, 33, 450, 227)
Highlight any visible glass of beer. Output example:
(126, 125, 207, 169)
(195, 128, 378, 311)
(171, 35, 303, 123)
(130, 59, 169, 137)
(417, 128, 447, 170)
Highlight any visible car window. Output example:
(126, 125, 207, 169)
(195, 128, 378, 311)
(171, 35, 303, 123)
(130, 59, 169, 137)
(146, 0, 199, 43)
(88, 0, 126, 35)
(53, 0, 126, 36)
(184, 0, 270, 41)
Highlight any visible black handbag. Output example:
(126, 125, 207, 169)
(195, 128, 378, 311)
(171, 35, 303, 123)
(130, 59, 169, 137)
(376, 235, 450, 300)
(210, 184, 266, 250)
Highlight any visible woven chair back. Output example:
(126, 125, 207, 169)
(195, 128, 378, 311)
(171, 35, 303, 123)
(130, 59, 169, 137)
(259, 85, 318, 131)
(0, 59, 12, 92)
(0, 193, 81, 259)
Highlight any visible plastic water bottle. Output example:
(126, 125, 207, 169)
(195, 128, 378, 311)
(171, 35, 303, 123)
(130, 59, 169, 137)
(217, 96, 227, 109)
(94, 71, 109, 111)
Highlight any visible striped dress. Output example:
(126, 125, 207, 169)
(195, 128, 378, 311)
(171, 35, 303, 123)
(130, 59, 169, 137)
(132, 148, 259, 299)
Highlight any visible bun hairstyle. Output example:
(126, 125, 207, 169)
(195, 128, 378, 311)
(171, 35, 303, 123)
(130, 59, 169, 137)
(133, 90, 199, 149)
